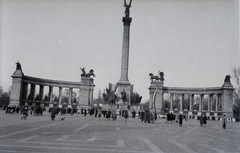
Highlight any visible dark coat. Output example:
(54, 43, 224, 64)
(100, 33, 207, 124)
(179, 115, 183, 125)
(203, 116, 207, 124)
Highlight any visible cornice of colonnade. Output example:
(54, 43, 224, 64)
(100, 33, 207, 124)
(22, 75, 94, 88)
(162, 86, 223, 94)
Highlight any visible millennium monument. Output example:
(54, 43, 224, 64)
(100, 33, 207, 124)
(108, 0, 134, 109)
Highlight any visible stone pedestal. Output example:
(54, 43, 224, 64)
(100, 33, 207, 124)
(149, 81, 164, 113)
(79, 78, 94, 109)
(10, 70, 24, 106)
(222, 82, 234, 118)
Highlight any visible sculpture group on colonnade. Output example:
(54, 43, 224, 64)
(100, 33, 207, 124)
(80, 67, 95, 78)
(149, 70, 164, 82)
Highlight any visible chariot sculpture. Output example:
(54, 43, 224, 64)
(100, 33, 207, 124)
(149, 70, 164, 82)
(80, 67, 95, 78)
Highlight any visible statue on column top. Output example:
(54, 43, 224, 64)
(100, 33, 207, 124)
(224, 75, 231, 84)
(15, 61, 22, 71)
(124, 0, 132, 17)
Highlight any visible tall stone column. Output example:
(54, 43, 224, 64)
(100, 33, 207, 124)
(30, 84, 36, 102)
(180, 94, 183, 111)
(39, 85, 44, 102)
(207, 95, 210, 112)
(218, 94, 222, 111)
(149, 91, 154, 109)
(189, 94, 194, 111)
(209, 94, 213, 111)
(68, 88, 72, 105)
(200, 94, 204, 111)
(49, 86, 53, 104)
(119, 3, 132, 85)
(170, 93, 173, 111)
(89, 88, 94, 108)
(215, 94, 218, 112)
(115, 2, 134, 105)
(23, 83, 28, 101)
(58, 87, 62, 104)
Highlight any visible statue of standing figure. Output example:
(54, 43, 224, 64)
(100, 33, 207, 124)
(124, 0, 132, 17)
(15, 61, 22, 71)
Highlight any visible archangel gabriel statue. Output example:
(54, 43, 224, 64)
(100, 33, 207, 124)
(124, 0, 132, 17)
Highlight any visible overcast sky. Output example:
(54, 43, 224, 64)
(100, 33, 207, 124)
(0, 0, 239, 101)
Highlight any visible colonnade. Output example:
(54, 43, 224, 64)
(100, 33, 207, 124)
(168, 93, 222, 112)
(149, 80, 234, 118)
(10, 70, 95, 109)
(21, 83, 78, 106)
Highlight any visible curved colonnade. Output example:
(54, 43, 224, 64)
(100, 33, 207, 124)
(149, 80, 234, 119)
(10, 69, 94, 109)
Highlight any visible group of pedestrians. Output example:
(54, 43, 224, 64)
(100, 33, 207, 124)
(5, 105, 20, 114)
(139, 110, 156, 123)
(167, 112, 228, 129)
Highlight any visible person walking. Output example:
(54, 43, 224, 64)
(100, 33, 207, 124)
(200, 115, 203, 127)
(51, 107, 56, 121)
(179, 113, 183, 127)
(98, 109, 102, 121)
(124, 110, 128, 122)
(203, 115, 207, 127)
(222, 115, 227, 129)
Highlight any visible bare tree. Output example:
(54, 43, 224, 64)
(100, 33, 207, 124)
(232, 66, 240, 120)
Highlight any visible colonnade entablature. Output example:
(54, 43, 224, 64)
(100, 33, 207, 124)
(10, 65, 95, 110)
(162, 87, 223, 95)
(149, 74, 234, 119)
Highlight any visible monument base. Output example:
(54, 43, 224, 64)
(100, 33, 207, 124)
(109, 82, 133, 107)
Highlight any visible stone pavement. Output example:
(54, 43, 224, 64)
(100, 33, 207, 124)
(0, 111, 240, 153)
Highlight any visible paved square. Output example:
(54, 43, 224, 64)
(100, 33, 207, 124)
(0, 111, 240, 153)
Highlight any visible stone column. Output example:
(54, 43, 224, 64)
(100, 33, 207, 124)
(189, 94, 194, 111)
(49, 86, 53, 103)
(149, 91, 153, 109)
(198, 95, 202, 111)
(215, 94, 218, 112)
(89, 88, 94, 108)
(23, 83, 28, 101)
(209, 94, 213, 111)
(58, 87, 62, 104)
(30, 84, 36, 101)
(39, 85, 44, 102)
(218, 94, 222, 111)
(119, 12, 132, 84)
(170, 93, 173, 111)
(207, 95, 210, 111)
(180, 94, 183, 111)
(68, 88, 72, 105)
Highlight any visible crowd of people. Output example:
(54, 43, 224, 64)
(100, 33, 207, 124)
(2, 104, 228, 129)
